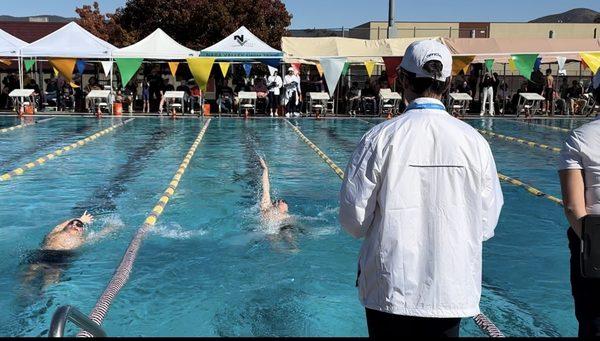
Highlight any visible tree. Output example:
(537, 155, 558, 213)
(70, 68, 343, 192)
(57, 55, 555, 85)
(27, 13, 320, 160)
(76, 0, 291, 49)
(75, 2, 135, 47)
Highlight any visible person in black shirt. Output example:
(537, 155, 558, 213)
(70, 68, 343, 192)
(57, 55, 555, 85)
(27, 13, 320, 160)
(567, 81, 585, 115)
(217, 80, 234, 114)
(361, 80, 377, 115)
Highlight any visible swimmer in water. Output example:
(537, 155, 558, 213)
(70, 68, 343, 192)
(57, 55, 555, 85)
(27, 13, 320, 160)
(22, 211, 121, 290)
(259, 156, 289, 223)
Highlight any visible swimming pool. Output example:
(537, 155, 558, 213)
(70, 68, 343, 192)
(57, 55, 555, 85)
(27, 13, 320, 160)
(0, 115, 594, 336)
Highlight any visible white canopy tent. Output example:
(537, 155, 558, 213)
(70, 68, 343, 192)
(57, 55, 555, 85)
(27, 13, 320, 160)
(112, 28, 196, 60)
(200, 26, 282, 60)
(0, 28, 27, 57)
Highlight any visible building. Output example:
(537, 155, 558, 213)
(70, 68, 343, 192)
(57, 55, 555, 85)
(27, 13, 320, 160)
(349, 21, 600, 40)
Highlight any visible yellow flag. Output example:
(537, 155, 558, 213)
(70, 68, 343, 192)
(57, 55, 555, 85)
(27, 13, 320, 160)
(315, 63, 324, 77)
(168, 62, 180, 77)
(69, 82, 80, 88)
(0, 59, 11, 67)
(49, 58, 77, 82)
(218, 62, 230, 77)
(364, 60, 376, 77)
(53, 67, 59, 76)
(508, 57, 517, 72)
(580, 52, 600, 74)
(187, 57, 215, 92)
(451, 56, 475, 76)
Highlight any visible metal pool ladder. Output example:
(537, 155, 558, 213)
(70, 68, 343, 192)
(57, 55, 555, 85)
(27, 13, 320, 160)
(49, 305, 107, 337)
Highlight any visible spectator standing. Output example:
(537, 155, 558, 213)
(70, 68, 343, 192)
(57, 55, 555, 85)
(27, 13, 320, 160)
(267, 70, 283, 117)
(480, 72, 495, 116)
(542, 68, 555, 115)
(283, 67, 301, 117)
(141, 78, 150, 114)
(339, 40, 503, 338)
(559, 117, 600, 337)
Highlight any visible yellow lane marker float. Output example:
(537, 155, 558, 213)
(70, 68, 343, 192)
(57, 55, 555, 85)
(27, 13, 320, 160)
(0, 117, 55, 134)
(476, 129, 562, 153)
(78, 119, 211, 335)
(287, 118, 505, 337)
(507, 119, 570, 133)
(284, 119, 345, 179)
(0, 118, 134, 182)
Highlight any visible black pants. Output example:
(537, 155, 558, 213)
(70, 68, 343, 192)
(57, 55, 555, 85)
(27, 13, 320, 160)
(568, 228, 600, 337)
(286, 92, 297, 113)
(268, 92, 279, 111)
(365, 308, 461, 338)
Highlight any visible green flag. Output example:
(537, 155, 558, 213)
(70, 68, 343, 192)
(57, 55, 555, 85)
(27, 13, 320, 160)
(341, 62, 350, 76)
(484, 59, 494, 72)
(24, 59, 35, 72)
(511, 54, 538, 81)
(115, 58, 143, 88)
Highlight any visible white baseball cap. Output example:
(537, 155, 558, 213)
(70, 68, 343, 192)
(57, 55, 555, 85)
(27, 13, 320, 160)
(400, 39, 452, 80)
(288, 66, 295, 72)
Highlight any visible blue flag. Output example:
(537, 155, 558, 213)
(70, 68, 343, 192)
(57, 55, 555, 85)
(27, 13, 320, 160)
(243, 63, 252, 77)
(76, 60, 86, 74)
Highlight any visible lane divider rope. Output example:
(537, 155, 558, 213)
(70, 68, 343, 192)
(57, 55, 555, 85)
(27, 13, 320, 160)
(506, 119, 570, 133)
(476, 129, 561, 153)
(77, 119, 211, 337)
(284, 119, 345, 179)
(286, 119, 504, 337)
(0, 118, 134, 182)
(356, 119, 563, 206)
(0, 117, 55, 134)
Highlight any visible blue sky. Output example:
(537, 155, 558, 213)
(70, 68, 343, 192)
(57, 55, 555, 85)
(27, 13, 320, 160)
(1, 0, 599, 28)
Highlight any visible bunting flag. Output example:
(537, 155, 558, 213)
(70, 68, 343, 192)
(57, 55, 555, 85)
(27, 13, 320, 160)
(533, 57, 542, 71)
(267, 65, 278, 76)
(382, 57, 402, 86)
(484, 59, 494, 72)
(320, 57, 346, 96)
(291, 63, 301, 76)
(168, 62, 179, 77)
(315, 63, 324, 77)
(187, 57, 215, 91)
(115, 58, 143, 88)
(580, 52, 600, 74)
(511, 54, 538, 80)
(76, 60, 86, 74)
(341, 62, 351, 76)
(49, 58, 77, 82)
(556, 56, 567, 75)
(261, 58, 281, 69)
(508, 57, 516, 72)
(364, 60, 376, 77)
(243, 63, 252, 77)
(218, 62, 230, 77)
(53, 67, 59, 77)
(451, 56, 475, 76)
(100, 61, 113, 77)
(0, 59, 11, 67)
(69, 82, 80, 88)
(24, 59, 35, 72)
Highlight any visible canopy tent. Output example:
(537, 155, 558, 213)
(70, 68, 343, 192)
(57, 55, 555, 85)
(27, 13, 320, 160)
(20, 22, 116, 59)
(112, 28, 196, 60)
(281, 36, 442, 63)
(200, 26, 283, 60)
(443, 38, 600, 63)
(0, 28, 27, 57)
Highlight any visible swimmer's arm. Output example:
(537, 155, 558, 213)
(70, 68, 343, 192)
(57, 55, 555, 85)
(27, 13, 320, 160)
(48, 220, 71, 235)
(259, 157, 272, 210)
(85, 223, 122, 244)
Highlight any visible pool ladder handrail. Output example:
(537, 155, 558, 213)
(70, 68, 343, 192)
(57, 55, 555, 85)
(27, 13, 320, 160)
(49, 305, 107, 337)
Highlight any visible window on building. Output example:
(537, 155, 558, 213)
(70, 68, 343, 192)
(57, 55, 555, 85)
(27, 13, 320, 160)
(549, 30, 554, 39)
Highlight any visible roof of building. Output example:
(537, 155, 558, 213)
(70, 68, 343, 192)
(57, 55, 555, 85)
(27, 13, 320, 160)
(0, 21, 69, 43)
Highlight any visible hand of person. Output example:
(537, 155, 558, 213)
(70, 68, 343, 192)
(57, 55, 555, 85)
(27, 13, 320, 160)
(80, 210, 94, 225)
(258, 156, 268, 170)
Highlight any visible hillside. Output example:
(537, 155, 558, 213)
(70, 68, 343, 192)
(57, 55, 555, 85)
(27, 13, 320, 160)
(530, 8, 599, 23)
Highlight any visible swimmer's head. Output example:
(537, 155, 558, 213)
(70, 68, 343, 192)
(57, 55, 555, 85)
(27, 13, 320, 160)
(63, 219, 85, 236)
(273, 199, 289, 214)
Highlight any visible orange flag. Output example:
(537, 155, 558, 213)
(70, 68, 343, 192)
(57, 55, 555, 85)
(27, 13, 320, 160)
(168, 62, 180, 77)
(49, 58, 77, 82)
(451, 56, 475, 76)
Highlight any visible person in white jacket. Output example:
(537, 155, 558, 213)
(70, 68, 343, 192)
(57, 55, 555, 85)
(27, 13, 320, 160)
(267, 70, 283, 117)
(339, 40, 504, 338)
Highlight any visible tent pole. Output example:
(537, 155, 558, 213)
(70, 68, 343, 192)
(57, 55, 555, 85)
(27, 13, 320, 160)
(110, 57, 114, 114)
(502, 63, 506, 115)
(18, 56, 23, 88)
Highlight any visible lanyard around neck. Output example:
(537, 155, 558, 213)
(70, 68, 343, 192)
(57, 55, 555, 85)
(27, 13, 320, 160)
(406, 102, 447, 111)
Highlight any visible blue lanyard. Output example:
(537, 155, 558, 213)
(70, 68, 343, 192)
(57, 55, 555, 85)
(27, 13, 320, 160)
(406, 102, 447, 111)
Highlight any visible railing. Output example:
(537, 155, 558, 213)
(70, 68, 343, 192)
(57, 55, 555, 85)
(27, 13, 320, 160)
(49, 305, 107, 337)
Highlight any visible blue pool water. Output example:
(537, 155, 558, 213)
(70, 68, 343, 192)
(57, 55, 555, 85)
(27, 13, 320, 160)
(0, 116, 595, 336)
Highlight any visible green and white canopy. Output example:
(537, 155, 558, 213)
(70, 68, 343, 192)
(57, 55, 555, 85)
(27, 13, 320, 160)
(199, 26, 282, 60)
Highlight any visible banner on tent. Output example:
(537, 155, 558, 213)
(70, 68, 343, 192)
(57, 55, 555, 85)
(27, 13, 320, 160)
(341, 62, 350, 77)
(320, 57, 346, 96)
(187, 57, 215, 91)
(49, 58, 77, 82)
(291, 63, 301, 75)
(267, 65, 278, 76)
(116, 58, 143, 87)
(76, 60, 86, 74)
(243, 63, 252, 77)
(485, 59, 494, 72)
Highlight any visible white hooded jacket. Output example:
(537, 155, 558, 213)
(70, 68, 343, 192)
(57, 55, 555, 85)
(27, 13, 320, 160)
(339, 97, 503, 318)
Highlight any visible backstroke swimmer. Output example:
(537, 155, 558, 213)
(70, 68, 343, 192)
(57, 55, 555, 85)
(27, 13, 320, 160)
(22, 211, 122, 290)
(258, 156, 300, 251)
